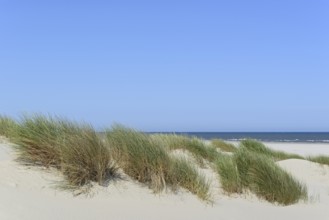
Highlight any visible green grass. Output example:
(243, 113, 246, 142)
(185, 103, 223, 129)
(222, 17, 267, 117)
(240, 139, 303, 160)
(234, 148, 307, 205)
(169, 158, 210, 200)
(0, 114, 314, 204)
(0, 115, 18, 138)
(162, 134, 326, 202)
(307, 155, 329, 166)
(211, 139, 237, 153)
(214, 155, 241, 194)
(12, 115, 70, 167)
(10, 114, 117, 189)
(106, 126, 210, 200)
(151, 134, 220, 164)
(60, 126, 117, 187)
(106, 126, 172, 192)
(240, 139, 329, 167)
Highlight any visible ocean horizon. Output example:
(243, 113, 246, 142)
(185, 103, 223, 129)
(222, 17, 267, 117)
(146, 132, 329, 143)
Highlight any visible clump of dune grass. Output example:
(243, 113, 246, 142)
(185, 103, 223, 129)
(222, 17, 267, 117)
(151, 134, 220, 164)
(169, 158, 210, 200)
(0, 115, 18, 138)
(106, 126, 171, 192)
(60, 126, 117, 187)
(106, 126, 210, 200)
(211, 139, 237, 153)
(307, 155, 329, 166)
(241, 139, 329, 168)
(215, 155, 241, 194)
(12, 115, 70, 167)
(240, 139, 303, 160)
(11, 114, 117, 189)
(234, 149, 307, 205)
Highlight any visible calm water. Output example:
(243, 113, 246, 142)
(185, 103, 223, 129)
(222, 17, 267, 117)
(149, 132, 329, 143)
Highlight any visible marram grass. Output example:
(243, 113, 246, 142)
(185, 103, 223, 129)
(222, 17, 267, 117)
(106, 126, 172, 192)
(234, 148, 307, 205)
(240, 139, 303, 160)
(106, 126, 210, 200)
(211, 139, 237, 153)
(60, 126, 117, 187)
(10, 114, 117, 189)
(12, 115, 69, 167)
(241, 139, 329, 167)
(0, 114, 313, 204)
(169, 158, 210, 201)
(215, 154, 242, 194)
(307, 155, 329, 166)
(0, 115, 18, 138)
(151, 134, 220, 164)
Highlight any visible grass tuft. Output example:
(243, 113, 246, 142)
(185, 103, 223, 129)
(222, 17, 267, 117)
(211, 139, 237, 153)
(12, 114, 69, 167)
(215, 155, 241, 194)
(240, 139, 303, 160)
(11, 114, 117, 189)
(151, 134, 220, 164)
(60, 126, 117, 187)
(106, 126, 171, 192)
(169, 158, 210, 201)
(0, 115, 18, 138)
(106, 126, 210, 200)
(307, 155, 329, 166)
(1, 114, 313, 204)
(234, 148, 307, 205)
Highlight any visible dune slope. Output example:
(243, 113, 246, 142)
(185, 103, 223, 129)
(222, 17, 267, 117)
(1, 141, 329, 220)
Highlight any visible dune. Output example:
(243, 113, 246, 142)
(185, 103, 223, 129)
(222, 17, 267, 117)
(1, 139, 329, 220)
(277, 159, 329, 204)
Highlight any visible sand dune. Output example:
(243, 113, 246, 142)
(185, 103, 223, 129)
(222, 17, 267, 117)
(1, 141, 329, 220)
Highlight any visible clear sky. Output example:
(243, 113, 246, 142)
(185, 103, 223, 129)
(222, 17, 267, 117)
(1, 0, 328, 131)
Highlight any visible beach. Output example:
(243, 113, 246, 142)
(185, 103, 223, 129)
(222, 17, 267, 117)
(228, 141, 329, 156)
(2, 0, 328, 219)
(1, 138, 329, 220)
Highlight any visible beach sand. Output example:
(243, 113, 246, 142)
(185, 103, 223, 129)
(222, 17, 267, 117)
(1, 139, 329, 220)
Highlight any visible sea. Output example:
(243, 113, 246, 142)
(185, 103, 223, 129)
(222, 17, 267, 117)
(148, 132, 329, 143)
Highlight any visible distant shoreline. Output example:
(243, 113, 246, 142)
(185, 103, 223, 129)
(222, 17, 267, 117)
(144, 132, 329, 143)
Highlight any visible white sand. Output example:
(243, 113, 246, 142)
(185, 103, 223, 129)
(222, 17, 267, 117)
(265, 142, 329, 156)
(1, 139, 329, 220)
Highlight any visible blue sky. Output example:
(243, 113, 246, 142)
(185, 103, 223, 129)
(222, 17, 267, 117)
(1, 0, 328, 131)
